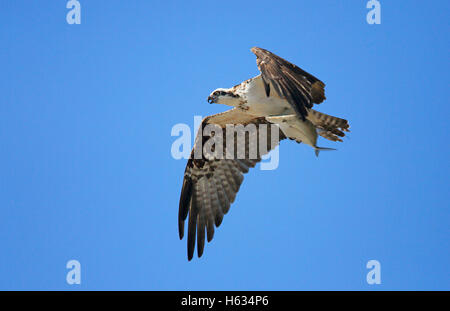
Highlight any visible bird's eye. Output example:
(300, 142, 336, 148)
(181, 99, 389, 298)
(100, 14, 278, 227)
(220, 91, 226, 95)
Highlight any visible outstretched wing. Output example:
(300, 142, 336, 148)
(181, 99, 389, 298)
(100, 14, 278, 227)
(251, 47, 326, 121)
(178, 109, 285, 260)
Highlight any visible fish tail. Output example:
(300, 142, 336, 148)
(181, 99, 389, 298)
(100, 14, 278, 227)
(315, 146, 336, 157)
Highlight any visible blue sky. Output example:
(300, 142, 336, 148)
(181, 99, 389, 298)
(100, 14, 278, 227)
(0, 1, 449, 290)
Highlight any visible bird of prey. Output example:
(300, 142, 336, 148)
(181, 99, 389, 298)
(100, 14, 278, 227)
(178, 47, 350, 260)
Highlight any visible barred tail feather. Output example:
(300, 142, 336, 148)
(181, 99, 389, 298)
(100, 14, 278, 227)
(307, 109, 350, 142)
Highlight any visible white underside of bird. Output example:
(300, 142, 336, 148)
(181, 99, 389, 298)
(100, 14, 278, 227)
(212, 75, 334, 155)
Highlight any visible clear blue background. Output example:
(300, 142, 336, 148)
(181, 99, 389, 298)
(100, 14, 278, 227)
(0, 1, 448, 290)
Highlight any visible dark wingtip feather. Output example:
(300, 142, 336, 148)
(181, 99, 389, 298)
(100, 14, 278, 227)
(178, 177, 192, 240)
(187, 203, 198, 261)
(197, 215, 206, 258)
(215, 213, 224, 227)
(311, 81, 326, 104)
(178, 221, 184, 240)
(206, 221, 215, 242)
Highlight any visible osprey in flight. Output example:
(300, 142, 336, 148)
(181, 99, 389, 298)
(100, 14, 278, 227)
(179, 47, 350, 260)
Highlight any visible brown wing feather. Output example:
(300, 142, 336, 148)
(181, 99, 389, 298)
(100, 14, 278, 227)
(251, 47, 326, 121)
(178, 109, 285, 260)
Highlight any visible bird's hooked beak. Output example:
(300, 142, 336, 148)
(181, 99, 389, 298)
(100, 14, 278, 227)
(207, 95, 215, 104)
